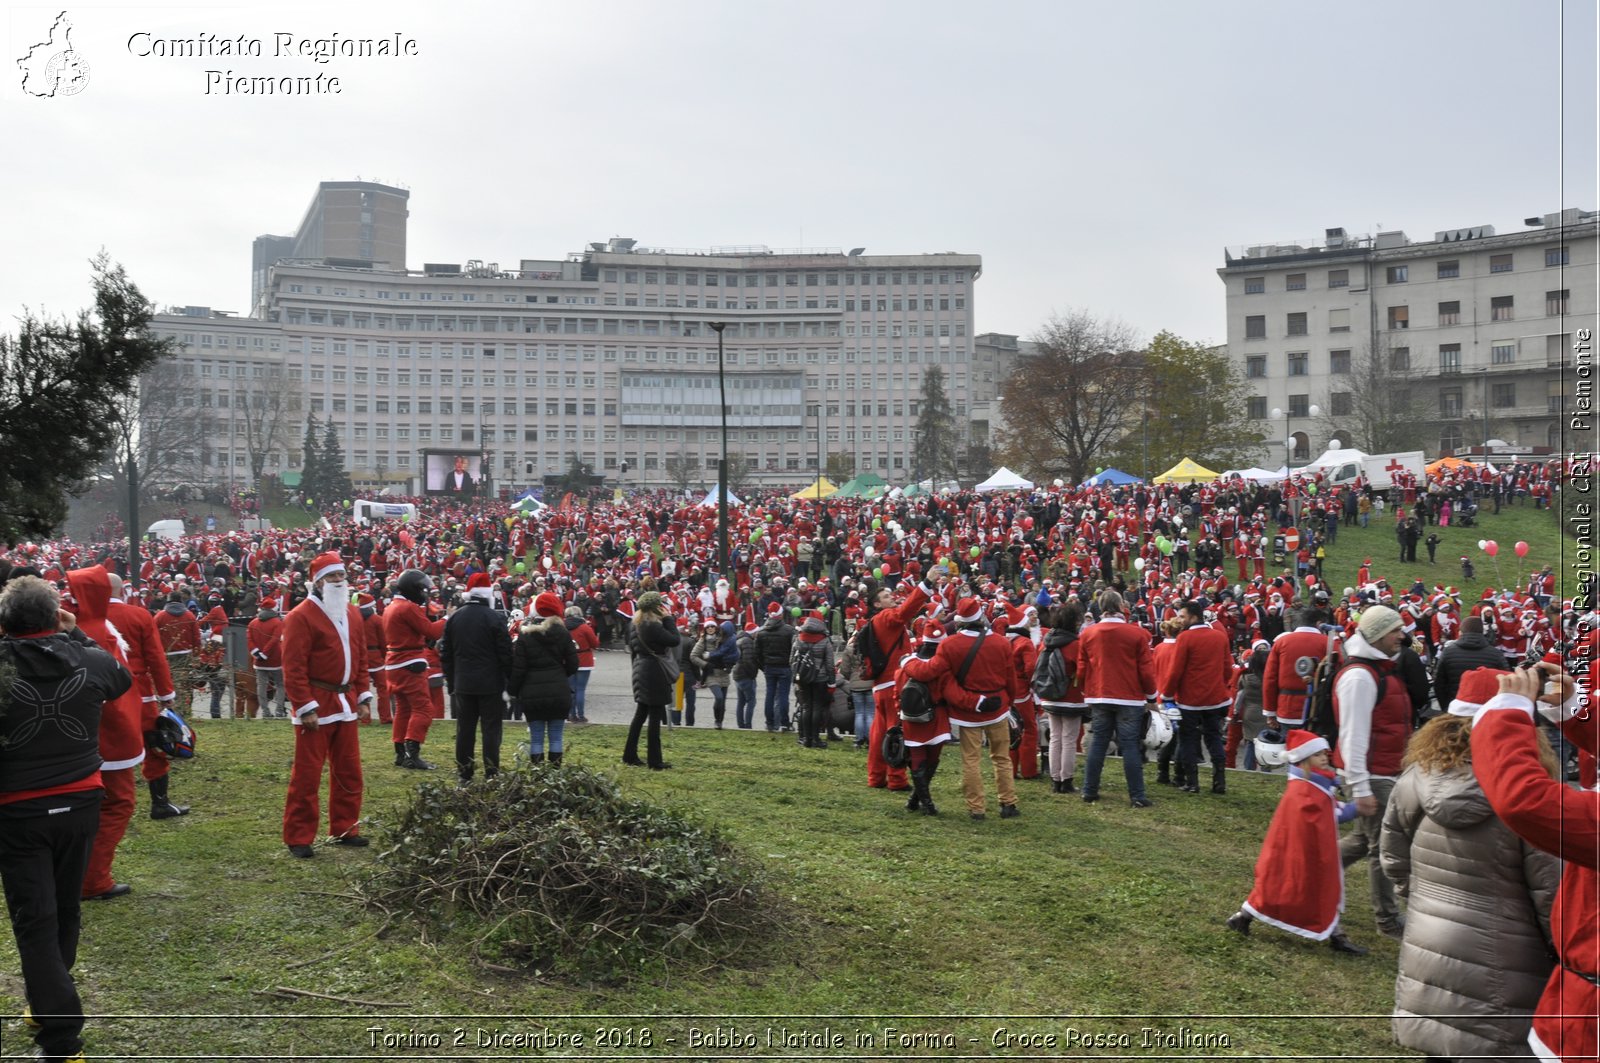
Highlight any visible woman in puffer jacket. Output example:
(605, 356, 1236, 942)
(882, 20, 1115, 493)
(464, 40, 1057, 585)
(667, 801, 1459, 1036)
(1380, 667, 1561, 1063)
(508, 593, 578, 765)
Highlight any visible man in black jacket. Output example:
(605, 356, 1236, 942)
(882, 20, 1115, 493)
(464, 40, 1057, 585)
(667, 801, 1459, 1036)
(0, 574, 133, 1063)
(1433, 616, 1508, 708)
(753, 605, 796, 732)
(440, 573, 513, 784)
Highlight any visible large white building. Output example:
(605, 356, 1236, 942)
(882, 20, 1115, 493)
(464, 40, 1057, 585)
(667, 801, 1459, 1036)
(1219, 208, 1597, 465)
(150, 183, 982, 493)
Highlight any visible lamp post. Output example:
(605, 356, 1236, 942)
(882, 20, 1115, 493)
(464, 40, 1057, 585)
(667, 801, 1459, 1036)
(1271, 403, 1320, 468)
(813, 403, 823, 517)
(709, 322, 729, 578)
(478, 418, 490, 499)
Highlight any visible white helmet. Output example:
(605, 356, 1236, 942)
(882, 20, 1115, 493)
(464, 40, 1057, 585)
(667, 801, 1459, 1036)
(1254, 729, 1290, 768)
(1143, 711, 1175, 752)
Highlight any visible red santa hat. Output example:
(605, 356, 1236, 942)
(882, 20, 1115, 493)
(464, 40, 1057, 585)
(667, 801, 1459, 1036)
(1285, 730, 1329, 763)
(767, 601, 782, 614)
(310, 552, 345, 583)
(1447, 667, 1507, 717)
(466, 572, 493, 591)
(953, 597, 984, 625)
(533, 591, 564, 618)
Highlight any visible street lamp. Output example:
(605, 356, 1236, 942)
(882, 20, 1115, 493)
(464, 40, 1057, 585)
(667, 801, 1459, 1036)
(1271, 403, 1320, 467)
(709, 321, 729, 578)
(478, 418, 490, 498)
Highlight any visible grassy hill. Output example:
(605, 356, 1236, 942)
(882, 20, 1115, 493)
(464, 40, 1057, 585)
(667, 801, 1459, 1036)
(4, 722, 1417, 1060)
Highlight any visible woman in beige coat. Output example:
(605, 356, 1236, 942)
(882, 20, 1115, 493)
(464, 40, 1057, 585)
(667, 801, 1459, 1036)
(1380, 688, 1561, 1063)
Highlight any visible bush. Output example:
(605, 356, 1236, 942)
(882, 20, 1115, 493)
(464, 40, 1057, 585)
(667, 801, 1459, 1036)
(356, 766, 777, 979)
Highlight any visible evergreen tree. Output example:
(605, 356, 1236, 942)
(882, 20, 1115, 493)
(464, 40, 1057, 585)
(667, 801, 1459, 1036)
(913, 367, 958, 486)
(320, 420, 352, 504)
(299, 414, 322, 502)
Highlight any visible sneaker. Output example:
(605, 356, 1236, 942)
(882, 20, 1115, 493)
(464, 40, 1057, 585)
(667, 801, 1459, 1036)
(287, 845, 315, 859)
(1224, 910, 1252, 935)
(332, 834, 370, 847)
(1378, 919, 1406, 940)
(84, 883, 132, 900)
(1130, 796, 1155, 808)
(969, 812, 986, 821)
(999, 804, 1020, 819)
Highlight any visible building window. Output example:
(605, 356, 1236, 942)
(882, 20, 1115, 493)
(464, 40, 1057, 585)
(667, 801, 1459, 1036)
(1287, 352, 1308, 376)
(1549, 333, 1571, 366)
(1440, 424, 1463, 453)
(1327, 269, 1349, 289)
(1288, 394, 1309, 417)
(1546, 246, 1569, 267)
(1390, 347, 1411, 371)
(1329, 349, 1351, 374)
(1547, 289, 1570, 315)
(1385, 265, 1409, 284)
(1245, 315, 1266, 340)
(1439, 344, 1461, 374)
(1437, 260, 1459, 279)
(1491, 295, 1514, 321)
(1244, 276, 1264, 294)
(1246, 355, 1267, 378)
(1437, 300, 1460, 326)
(1286, 312, 1307, 336)
(1387, 306, 1409, 330)
(1439, 389, 1462, 417)
(1330, 392, 1353, 416)
(1491, 382, 1515, 408)
(1328, 308, 1350, 333)
(1489, 253, 1513, 273)
(1247, 396, 1267, 420)
(1491, 342, 1515, 365)
(1286, 273, 1306, 291)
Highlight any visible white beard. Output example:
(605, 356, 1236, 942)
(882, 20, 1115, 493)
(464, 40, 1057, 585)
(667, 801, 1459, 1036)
(320, 582, 350, 614)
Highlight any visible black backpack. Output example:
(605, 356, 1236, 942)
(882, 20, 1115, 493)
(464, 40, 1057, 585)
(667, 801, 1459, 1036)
(792, 639, 827, 684)
(854, 620, 890, 681)
(1031, 642, 1072, 702)
(899, 677, 934, 723)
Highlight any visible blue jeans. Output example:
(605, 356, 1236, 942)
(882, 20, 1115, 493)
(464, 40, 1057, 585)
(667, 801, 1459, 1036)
(763, 668, 791, 730)
(527, 718, 565, 755)
(1083, 702, 1148, 802)
(735, 678, 757, 728)
(850, 689, 875, 743)
(568, 670, 591, 720)
(706, 682, 728, 726)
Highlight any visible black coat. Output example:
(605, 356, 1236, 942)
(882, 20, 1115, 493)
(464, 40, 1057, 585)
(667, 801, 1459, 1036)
(1434, 633, 1509, 707)
(508, 616, 578, 721)
(627, 615, 682, 707)
(754, 617, 795, 671)
(440, 600, 513, 696)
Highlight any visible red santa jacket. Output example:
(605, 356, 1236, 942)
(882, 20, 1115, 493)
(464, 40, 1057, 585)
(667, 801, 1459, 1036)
(1075, 614, 1157, 706)
(860, 582, 931, 687)
(383, 598, 446, 671)
(66, 566, 145, 770)
(901, 627, 1013, 726)
(281, 596, 372, 724)
(362, 608, 387, 672)
(1008, 631, 1038, 705)
(108, 596, 175, 718)
(1262, 627, 1330, 726)
(154, 603, 201, 654)
(1165, 621, 1234, 711)
(1472, 694, 1598, 1062)
(247, 610, 285, 668)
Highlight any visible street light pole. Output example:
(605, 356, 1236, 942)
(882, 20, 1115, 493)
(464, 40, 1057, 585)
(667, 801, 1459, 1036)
(1272, 403, 1321, 468)
(709, 322, 729, 578)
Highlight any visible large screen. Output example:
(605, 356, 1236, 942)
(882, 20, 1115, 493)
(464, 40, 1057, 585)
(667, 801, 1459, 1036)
(424, 450, 484, 496)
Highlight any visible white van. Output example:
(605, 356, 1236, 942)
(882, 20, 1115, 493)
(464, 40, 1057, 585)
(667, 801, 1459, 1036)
(146, 519, 185, 541)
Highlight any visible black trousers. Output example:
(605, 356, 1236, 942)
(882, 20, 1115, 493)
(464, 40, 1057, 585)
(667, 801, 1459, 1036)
(452, 693, 504, 777)
(0, 791, 101, 1062)
(624, 703, 667, 767)
(1177, 708, 1228, 782)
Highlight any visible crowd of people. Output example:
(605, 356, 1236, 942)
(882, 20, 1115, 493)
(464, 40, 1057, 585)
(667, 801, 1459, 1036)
(0, 453, 1594, 1062)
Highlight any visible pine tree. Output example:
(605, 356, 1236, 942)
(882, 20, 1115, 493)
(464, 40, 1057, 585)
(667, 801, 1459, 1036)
(914, 367, 958, 486)
(320, 420, 352, 504)
(299, 414, 322, 503)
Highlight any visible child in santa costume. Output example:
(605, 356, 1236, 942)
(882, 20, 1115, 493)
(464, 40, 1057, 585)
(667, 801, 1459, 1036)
(1470, 664, 1597, 1063)
(1224, 730, 1368, 954)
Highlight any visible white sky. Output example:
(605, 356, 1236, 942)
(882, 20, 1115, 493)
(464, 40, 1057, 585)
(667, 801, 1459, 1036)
(4, 0, 1595, 347)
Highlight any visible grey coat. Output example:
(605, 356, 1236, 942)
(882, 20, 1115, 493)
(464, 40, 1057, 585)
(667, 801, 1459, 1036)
(1380, 763, 1560, 1061)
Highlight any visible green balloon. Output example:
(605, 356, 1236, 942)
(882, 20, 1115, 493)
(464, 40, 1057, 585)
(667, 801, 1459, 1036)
(970, 546, 981, 558)
(871, 518, 881, 529)
(514, 562, 526, 573)
(1096, 467, 1104, 474)
(873, 567, 884, 579)
(749, 529, 762, 544)
(626, 537, 636, 548)
(1159, 539, 1174, 556)
(790, 606, 801, 618)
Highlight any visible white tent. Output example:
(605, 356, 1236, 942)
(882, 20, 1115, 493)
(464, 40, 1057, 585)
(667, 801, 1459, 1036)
(1220, 466, 1289, 483)
(1300, 447, 1370, 473)
(974, 467, 1035, 493)
(699, 485, 744, 508)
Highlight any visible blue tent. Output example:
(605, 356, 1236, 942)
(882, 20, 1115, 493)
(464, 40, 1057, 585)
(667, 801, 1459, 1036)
(1081, 467, 1142, 487)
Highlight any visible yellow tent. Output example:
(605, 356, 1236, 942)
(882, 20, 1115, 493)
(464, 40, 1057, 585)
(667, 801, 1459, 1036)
(790, 476, 838, 500)
(1152, 457, 1220, 484)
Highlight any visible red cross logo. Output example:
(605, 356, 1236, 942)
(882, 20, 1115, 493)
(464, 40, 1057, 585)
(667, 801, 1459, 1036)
(1385, 459, 1407, 477)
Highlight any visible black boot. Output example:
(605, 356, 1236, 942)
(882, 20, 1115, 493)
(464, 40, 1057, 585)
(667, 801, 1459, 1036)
(919, 765, 939, 816)
(1062, 778, 1077, 794)
(394, 742, 406, 768)
(906, 768, 924, 812)
(402, 740, 435, 770)
(1180, 764, 1200, 793)
(1327, 931, 1369, 956)
(1225, 910, 1252, 935)
(548, 751, 563, 767)
(457, 762, 474, 787)
(1212, 766, 1227, 795)
(1156, 767, 1171, 786)
(148, 775, 190, 819)
(530, 752, 545, 764)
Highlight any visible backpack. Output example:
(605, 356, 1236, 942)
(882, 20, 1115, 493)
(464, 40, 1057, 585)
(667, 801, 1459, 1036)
(1305, 633, 1389, 747)
(1031, 643, 1072, 702)
(854, 619, 890, 681)
(898, 676, 934, 723)
(792, 638, 827, 684)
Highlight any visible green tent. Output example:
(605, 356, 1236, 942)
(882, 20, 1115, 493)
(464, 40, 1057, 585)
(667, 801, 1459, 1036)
(834, 473, 889, 498)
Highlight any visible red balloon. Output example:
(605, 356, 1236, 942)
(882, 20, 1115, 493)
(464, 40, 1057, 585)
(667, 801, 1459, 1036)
(1022, 516, 1035, 531)
(1484, 540, 1499, 557)
(1514, 540, 1529, 558)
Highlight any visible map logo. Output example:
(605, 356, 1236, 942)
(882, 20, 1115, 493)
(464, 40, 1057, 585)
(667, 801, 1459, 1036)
(18, 11, 90, 97)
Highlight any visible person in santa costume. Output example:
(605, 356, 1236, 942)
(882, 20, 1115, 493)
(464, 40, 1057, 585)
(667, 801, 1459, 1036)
(1224, 730, 1366, 954)
(281, 553, 374, 858)
(859, 572, 940, 791)
(384, 569, 446, 770)
(897, 622, 954, 815)
(247, 598, 286, 719)
(1470, 663, 1597, 1063)
(104, 574, 189, 821)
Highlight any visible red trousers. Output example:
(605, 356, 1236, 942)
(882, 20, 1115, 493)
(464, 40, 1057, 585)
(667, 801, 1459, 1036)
(429, 680, 445, 720)
(1009, 700, 1040, 778)
(1224, 717, 1242, 768)
(389, 670, 434, 745)
(83, 766, 135, 897)
(867, 686, 909, 790)
(140, 746, 170, 783)
(282, 720, 364, 846)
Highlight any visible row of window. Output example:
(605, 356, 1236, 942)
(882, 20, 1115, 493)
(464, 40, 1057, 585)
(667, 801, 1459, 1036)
(600, 269, 969, 288)
(1249, 380, 1532, 425)
(1242, 291, 1569, 339)
(1241, 246, 1570, 293)
(1246, 333, 1569, 379)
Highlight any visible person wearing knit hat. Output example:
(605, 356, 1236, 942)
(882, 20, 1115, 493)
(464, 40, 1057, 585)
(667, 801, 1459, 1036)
(1225, 728, 1366, 954)
(1468, 663, 1595, 1060)
(508, 584, 579, 768)
(790, 609, 837, 749)
(280, 551, 377, 858)
(754, 594, 798, 734)
(1382, 665, 1561, 1061)
(1333, 598, 1411, 940)
(441, 567, 515, 785)
(622, 589, 680, 770)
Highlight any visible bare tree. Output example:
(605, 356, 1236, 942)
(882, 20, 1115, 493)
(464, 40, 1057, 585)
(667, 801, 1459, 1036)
(108, 360, 215, 498)
(996, 310, 1145, 485)
(723, 449, 754, 498)
(825, 451, 856, 483)
(1319, 335, 1431, 453)
(233, 369, 302, 489)
(664, 452, 697, 494)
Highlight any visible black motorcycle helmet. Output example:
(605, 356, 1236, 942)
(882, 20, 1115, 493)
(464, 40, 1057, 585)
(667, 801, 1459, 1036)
(393, 569, 432, 605)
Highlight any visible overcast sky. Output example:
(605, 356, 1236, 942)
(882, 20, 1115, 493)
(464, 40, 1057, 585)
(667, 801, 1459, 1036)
(4, 0, 1595, 348)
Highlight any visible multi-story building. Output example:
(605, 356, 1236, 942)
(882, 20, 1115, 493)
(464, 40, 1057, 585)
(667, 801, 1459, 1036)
(151, 186, 982, 493)
(1219, 208, 1597, 466)
(968, 331, 1033, 467)
(251, 180, 409, 313)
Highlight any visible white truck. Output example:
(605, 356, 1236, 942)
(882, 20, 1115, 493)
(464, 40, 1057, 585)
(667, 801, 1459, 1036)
(1312, 449, 1426, 491)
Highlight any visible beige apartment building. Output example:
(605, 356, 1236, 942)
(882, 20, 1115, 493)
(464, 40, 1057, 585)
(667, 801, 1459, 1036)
(1219, 208, 1597, 466)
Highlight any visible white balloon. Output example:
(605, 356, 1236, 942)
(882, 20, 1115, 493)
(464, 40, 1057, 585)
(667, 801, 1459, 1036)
(1053, 478, 1065, 487)
(1328, 438, 1342, 450)
(541, 556, 554, 570)
(1477, 539, 1487, 550)
(1134, 558, 1146, 571)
